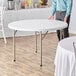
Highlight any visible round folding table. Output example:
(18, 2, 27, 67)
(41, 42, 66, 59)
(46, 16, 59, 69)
(8, 19, 67, 66)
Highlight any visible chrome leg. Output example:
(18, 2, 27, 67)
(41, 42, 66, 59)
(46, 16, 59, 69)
(2, 24, 7, 44)
(40, 31, 42, 67)
(13, 30, 17, 62)
(35, 31, 37, 53)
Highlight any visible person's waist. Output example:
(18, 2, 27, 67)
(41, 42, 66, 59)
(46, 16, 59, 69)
(56, 11, 66, 13)
(56, 8, 66, 12)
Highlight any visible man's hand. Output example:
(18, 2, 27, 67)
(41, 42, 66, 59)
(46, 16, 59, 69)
(64, 17, 67, 22)
(48, 16, 54, 20)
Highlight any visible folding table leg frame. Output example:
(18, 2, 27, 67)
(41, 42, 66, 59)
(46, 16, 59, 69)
(13, 30, 48, 67)
(35, 31, 48, 67)
(13, 30, 17, 62)
(35, 31, 48, 53)
(40, 31, 49, 66)
(40, 31, 42, 67)
(35, 31, 38, 53)
(35, 31, 42, 66)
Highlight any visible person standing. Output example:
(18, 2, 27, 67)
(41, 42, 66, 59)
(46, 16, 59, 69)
(48, 0, 73, 41)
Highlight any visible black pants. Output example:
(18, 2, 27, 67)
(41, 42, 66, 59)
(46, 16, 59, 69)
(56, 11, 70, 41)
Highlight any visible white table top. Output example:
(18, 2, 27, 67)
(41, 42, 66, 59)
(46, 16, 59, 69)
(8, 19, 67, 32)
(55, 36, 76, 76)
(59, 36, 76, 52)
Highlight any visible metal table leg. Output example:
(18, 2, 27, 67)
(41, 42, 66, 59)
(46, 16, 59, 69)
(13, 30, 17, 62)
(35, 31, 37, 53)
(40, 31, 42, 67)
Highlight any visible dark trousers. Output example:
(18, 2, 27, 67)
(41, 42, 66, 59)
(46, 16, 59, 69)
(56, 11, 70, 41)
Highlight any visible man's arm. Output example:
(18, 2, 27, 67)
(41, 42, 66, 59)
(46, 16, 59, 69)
(48, 0, 56, 20)
(64, 0, 73, 22)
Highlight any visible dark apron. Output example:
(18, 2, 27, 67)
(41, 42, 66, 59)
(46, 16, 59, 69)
(55, 11, 70, 41)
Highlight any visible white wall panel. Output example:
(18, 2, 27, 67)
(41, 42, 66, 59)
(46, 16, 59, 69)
(69, 0, 76, 34)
